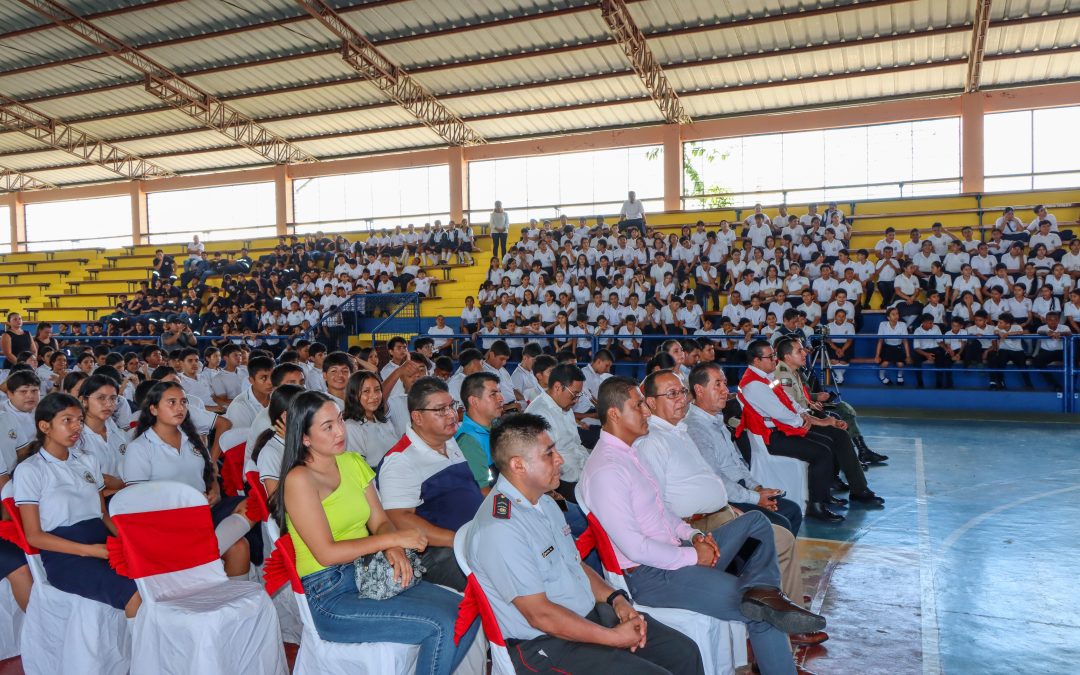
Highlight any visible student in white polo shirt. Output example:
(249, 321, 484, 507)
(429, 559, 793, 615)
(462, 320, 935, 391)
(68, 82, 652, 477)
(988, 313, 1032, 390)
(224, 355, 275, 432)
(211, 344, 246, 408)
(15, 393, 139, 616)
(75, 375, 127, 495)
(0, 370, 40, 467)
(123, 381, 254, 579)
(875, 306, 910, 385)
(250, 384, 304, 496)
(177, 347, 222, 413)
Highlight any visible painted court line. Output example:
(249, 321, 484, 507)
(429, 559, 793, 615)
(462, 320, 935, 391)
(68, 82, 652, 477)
(940, 484, 1080, 552)
(914, 436, 943, 675)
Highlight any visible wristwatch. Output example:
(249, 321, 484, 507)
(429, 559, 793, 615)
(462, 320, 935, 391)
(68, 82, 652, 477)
(605, 589, 630, 606)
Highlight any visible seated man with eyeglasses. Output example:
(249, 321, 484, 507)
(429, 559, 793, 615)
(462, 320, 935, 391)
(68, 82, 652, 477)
(525, 364, 592, 503)
(376, 376, 484, 592)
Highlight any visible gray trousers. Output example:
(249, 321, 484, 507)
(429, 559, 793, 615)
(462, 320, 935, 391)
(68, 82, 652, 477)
(624, 511, 795, 675)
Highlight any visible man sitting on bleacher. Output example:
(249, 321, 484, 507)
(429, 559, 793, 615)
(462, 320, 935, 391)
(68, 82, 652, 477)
(466, 413, 705, 675)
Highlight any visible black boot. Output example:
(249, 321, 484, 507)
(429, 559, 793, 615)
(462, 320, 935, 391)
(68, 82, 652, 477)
(805, 502, 845, 523)
(855, 436, 888, 464)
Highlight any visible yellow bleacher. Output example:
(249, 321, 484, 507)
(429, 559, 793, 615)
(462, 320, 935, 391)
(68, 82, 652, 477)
(2, 189, 1075, 325)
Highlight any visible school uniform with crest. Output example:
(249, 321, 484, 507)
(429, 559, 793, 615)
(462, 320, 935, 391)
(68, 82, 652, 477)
(466, 475, 704, 675)
(13, 448, 136, 609)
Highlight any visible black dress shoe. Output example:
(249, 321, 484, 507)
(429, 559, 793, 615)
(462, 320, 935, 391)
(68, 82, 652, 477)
(859, 449, 889, 464)
(805, 502, 845, 523)
(831, 477, 849, 492)
(827, 495, 848, 507)
(849, 490, 885, 507)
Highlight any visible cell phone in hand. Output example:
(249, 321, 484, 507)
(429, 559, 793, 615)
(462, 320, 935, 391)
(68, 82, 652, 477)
(768, 490, 786, 501)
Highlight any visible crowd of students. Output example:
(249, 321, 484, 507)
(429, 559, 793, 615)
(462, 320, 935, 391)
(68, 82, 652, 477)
(0, 296, 899, 674)
(452, 201, 1077, 390)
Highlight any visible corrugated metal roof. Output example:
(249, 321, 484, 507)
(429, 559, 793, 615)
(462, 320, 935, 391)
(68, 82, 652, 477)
(0, 0, 1076, 187)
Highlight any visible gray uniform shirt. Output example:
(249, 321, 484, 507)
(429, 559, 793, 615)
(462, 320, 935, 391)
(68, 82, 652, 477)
(466, 475, 594, 641)
(683, 404, 761, 504)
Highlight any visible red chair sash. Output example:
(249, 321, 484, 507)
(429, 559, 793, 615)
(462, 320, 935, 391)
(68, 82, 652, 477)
(109, 505, 220, 578)
(0, 497, 38, 554)
(575, 513, 622, 575)
(455, 574, 504, 647)
(244, 470, 270, 523)
(221, 441, 246, 497)
(263, 534, 303, 596)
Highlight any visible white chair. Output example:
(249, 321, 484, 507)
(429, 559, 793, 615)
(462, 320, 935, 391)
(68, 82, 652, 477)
(1, 483, 131, 675)
(575, 487, 748, 675)
(263, 518, 420, 674)
(109, 481, 286, 675)
(0, 578, 22, 660)
(746, 431, 809, 511)
(453, 520, 516, 675)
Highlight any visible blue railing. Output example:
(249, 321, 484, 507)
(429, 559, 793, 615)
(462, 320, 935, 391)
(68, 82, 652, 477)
(410, 331, 1080, 413)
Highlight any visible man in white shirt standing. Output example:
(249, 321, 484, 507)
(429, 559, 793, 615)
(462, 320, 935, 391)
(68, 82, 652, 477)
(619, 190, 647, 237)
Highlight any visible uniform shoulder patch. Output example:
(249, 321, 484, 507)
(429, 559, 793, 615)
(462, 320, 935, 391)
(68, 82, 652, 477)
(492, 493, 512, 519)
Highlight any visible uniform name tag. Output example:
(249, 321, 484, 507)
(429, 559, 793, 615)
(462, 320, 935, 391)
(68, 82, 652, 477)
(541, 546, 554, 558)
(493, 493, 511, 519)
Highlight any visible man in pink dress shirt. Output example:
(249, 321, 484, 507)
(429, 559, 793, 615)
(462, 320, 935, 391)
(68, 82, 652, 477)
(579, 376, 825, 675)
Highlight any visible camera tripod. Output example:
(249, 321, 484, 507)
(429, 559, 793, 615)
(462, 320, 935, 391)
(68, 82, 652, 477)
(807, 332, 841, 389)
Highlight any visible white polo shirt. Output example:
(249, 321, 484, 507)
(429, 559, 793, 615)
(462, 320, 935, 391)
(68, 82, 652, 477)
(211, 369, 244, 400)
(76, 418, 127, 479)
(122, 428, 207, 493)
(376, 427, 469, 510)
(14, 449, 105, 532)
(255, 434, 285, 484)
(525, 392, 590, 483)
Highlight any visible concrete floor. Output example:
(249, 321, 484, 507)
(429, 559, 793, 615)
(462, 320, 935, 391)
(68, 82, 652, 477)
(795, 416, 1080, 675)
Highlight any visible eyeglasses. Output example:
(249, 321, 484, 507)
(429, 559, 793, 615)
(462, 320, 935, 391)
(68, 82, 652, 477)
(417, 404, 457, 418)
(759, 353, 778, 361)
(655, 387, 690, 400)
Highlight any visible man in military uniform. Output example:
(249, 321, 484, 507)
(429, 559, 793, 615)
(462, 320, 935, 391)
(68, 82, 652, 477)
(773, 338, 885, 497)
(466, 413, 705, 675)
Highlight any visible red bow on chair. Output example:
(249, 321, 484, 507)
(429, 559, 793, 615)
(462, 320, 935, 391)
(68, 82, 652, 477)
(263, 534, 303, 596)
(575, 514, 623, 575)
(106, 536, 131, 577)
(244, 471, 270, 523)
(221, 441, 246, 497)
(0, 497, 37, 555)
(455, 575, 504, 647)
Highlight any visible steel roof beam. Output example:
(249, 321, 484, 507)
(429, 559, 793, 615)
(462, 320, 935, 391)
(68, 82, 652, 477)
(966, 0, 994, 93)
(0, 167, 56, 192)
(13, 0, 317, 166)
(598, 0, 689, 124)
(0, 93, 174, 179)
(294, 0, 485, 147)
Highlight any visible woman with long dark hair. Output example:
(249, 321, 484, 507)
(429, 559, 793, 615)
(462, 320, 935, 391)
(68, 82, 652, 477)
(14, 393, 138, 616)
(251, 384, 304, 497)
(342, 370, 397, 468)
(76, 375, 127, 495)
(276, 390, 477, 675)
(121, 381, 252, 578)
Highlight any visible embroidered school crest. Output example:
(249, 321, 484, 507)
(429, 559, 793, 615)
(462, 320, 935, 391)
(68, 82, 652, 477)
(118, 444, 127, 455)
(6, 429, 14, 440)
(82, 471, 95, 484)
(493, 493, 511, 519)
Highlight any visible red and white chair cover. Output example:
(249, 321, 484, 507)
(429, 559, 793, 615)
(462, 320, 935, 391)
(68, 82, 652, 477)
(218, 428, 248, 497)
(0, 483, 131, 675)
(263, 518, 421, 674)
(746, 431, 809, 512)
(108, 481, 286, 675)
(575, 487, 749, 675)
(244, 465, 302, 645)
(452, 520, 515, 675)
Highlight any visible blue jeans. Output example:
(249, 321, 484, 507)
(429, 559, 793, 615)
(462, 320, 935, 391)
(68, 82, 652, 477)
(302, 563, 479, 675)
